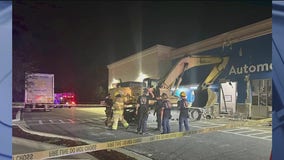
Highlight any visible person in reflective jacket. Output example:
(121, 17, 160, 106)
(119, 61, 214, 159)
(178, 91, 190, 132)
(112, 93, 129, 130)
(104, 93, 113, 128)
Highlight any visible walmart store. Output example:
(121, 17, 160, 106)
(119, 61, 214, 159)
(108, 18, 272, 119)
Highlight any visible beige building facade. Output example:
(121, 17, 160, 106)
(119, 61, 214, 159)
(107, 45, 174, 89)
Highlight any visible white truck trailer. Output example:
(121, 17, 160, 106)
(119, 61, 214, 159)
(24, 73, 54, 112)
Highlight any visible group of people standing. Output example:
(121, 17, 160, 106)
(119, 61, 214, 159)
(153, 91, 190, 133)
(104, 89, 190, 134)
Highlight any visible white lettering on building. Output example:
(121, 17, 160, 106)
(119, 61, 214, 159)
(229, 63, 272, 75)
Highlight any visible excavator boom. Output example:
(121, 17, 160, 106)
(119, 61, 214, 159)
(160, 56, 229, 96)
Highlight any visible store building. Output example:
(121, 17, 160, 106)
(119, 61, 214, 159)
(107, 18, 272, 118)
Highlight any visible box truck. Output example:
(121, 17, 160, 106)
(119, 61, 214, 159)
(24, 73, 54, 112)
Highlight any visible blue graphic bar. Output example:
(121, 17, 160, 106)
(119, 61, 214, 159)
(272, 2, 284, 160)
(0, 1, 12, 159)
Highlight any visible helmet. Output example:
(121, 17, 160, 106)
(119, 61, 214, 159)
(115, 94, 122, 98)
(114, 91, 121, 97)
(161, 93, 168, 99)
(180, 91, 186, 97)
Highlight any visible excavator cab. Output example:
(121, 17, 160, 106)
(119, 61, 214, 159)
(143, 78, 158, 89)
(143, 78, 179, 105)
(143, 78, 159, 97)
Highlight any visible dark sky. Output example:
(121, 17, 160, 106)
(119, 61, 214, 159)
(13, 1, 271, 103)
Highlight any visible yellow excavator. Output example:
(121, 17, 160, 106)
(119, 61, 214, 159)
(109, 55, 229, 122)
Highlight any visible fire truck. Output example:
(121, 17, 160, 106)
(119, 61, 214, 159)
(54, 92, 76, 108)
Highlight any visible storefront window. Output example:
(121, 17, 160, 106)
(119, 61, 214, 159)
(251, 79, 272, 106)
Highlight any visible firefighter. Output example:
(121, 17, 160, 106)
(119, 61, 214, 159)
(178, 91, 190, 132)
(161, 93, 172, 134)
(136, 88, 150, 134)
(104, 93, 113, 128)
(111, 92, 129, 130)
(153, 95, 163, 131)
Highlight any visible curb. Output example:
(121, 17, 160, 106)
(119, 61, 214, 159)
(254, 118, 272, 123)
(243, 118, 272, 126)
(13, 122, 152, 160)
(12, 110, 21, 123)
(13, 137, 96, 159)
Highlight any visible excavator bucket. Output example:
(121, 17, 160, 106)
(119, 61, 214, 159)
(192, 88, 217, 108)
(192, 88, 208, 108)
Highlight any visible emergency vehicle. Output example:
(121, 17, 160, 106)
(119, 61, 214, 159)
(54, 92, 76, 108)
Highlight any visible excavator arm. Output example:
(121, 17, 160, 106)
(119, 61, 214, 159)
(159, 55, 229, 96)
(200, 56, 229, 90)
(191, 56, 229, 108)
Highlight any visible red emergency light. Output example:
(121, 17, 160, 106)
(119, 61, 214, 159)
(54, 92, 76, 105)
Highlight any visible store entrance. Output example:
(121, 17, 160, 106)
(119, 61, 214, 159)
(220, 82, 237, 114)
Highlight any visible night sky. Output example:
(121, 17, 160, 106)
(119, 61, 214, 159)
(12, 1, 271, 103)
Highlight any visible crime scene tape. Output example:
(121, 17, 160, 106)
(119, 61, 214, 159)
(12, 121, 256, 160)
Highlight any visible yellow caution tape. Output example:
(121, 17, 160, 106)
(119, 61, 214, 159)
(12, 121, 258, 160)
